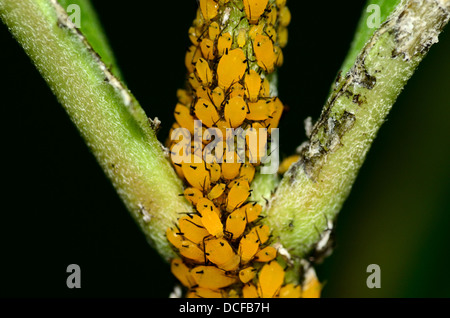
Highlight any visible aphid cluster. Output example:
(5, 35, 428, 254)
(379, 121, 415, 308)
(165, 0, 318, 298)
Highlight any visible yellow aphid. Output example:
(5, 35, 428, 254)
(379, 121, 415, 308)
(244, 70, 262, 102)
(276, 0, 286, 8)
(211, 87, 225, 109)
(191, 287, 224, 298)
(253, 34, 277, 73)
(226, 180, 250, 212)
(182, 160, 211, 191)
(226, 177, 247, 190)
(178, 214, 210, 244)
(192, 8, 204, 28)
(279, 6, 291, 27)
(170, 131, 191, 166)
(238, 231, 260, 264)
(228, 289, 239, 298)
(260, 77, 271, 97)
(278, 284, 302, 298)
(237, 29, 247, 47)
(274, 45, 284, 67)
(302, 270, 322, 298)
(278, 154, 300, 174)
(240, 163, 255, 183)
(188, 26, 198, 45)
(239, 267, 257, 284)
(200, 38, 215, 60)
(207, 162, 222, 183)
(191, 266, 237, 289)
(196, 86, 210, 101)
(246, 125, 268, 164)
(172, 162, 184, 179)
(196, 197, 221, 216)
(243, 0, 269, 24)
(179, 240, 205, 263)
(186, 291, 200, 298)
(254, 246, 277, 262)
(265, 25, 277, 43)
(266, 4, 278, 25)
(166, 226, 183, 249)
(258, 260, 285, 298)
(251, 224, 270, 244)
(217, 32, 232, 57)
(185, 45, 202, 73)
(265, 97, 284, 128)
(221, 161, 242, 180)
(177, 89, 192, 106)
(243, 202, 262, 223)
(217, 48, 247, 90)
(224, 96, 247, 128)
(277, 26, 288, 48)
(200, 0, 219, 21)
(171, 259, 196, 288)
(246, 99, 275, 121)
(204, 237, 240, 271)
(225, 208, 247, 240)
(208, 22, 221, 40)
(243, 283, 260, 298)
(201, 205, 224, 237)
(194, 98, 220, 128)
(208, 183, 226, 200)
(249, 23, 264, 41)
(195, 58, 213, 86)
(188, 72, 201, 90)
(229, 82, 246, 98)
(174, 103, 195, 134)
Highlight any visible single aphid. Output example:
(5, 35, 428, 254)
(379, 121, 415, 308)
(191, 265, 237, 289)
(257, 260, 285, 298)
(243, 0, 269, 24)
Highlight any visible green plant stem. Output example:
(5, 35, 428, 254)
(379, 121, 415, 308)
(57, 0, 123, 80)
(0, 0, 192, 261)
(266, 0, 450, 261)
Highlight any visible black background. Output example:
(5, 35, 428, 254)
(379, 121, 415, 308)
(0, 1, 449, 298)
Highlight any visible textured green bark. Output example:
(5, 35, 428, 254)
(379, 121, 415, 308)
(0, 0, 193, 261)
(266, 0, 450, 260)
(57, 0, 123, 80)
